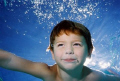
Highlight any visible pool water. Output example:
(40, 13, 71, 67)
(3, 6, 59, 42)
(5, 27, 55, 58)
(0, 0, 120, 81)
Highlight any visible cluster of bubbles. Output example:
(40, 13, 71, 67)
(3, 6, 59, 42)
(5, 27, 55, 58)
(3, 0, 102, 24)
(31, 0, 101, 25)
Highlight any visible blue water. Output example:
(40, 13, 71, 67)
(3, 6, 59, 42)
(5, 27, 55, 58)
(0, 0, 120, 81)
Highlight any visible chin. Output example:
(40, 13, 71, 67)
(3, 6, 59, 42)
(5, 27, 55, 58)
(62, 64, 79, 71)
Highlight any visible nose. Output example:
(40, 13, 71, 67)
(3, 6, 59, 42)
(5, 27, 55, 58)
(65, 45, 74, 54)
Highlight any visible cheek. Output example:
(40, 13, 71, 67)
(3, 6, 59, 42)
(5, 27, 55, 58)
(74, 48, 88, 57)
(53, 48, 63, 58)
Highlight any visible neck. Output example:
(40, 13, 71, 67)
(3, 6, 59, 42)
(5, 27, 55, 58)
(57, 65, 84, 81)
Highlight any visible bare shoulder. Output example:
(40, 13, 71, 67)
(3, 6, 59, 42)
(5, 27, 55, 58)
(87, 68, 120, 81)
(91, 69, 120, 81)
(91, 69, 106, 81)
(27, 62, 57, 79)
(84, 67, 106, 81)
(35, 63, 57, 81)
(105, 74, 120, 81)
(49, 64, 57, 73)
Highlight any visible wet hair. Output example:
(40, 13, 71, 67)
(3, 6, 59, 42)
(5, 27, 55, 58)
(49, 20, 93, 56)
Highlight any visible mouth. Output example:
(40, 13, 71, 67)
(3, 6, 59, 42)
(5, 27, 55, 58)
(62, 59, 76, 62)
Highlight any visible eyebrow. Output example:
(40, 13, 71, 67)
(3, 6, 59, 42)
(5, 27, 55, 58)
(69, 39, 83, 42)
(55, 41, 65, 44)
(55, 40, 82, 44)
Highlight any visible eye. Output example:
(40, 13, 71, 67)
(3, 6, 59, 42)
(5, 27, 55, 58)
(73, 43, 82, 47)
(58, 44, 64, 47)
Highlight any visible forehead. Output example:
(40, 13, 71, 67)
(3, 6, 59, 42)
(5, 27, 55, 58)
(54, 33, 85, 43)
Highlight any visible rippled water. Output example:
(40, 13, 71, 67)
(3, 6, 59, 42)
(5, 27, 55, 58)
(0, 0, 120, 81)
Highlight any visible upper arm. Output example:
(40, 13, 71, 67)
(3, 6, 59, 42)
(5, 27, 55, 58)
(0, 50, 51, 79)
(10, 55, 51, 78)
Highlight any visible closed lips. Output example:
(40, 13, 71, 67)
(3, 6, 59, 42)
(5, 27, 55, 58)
(62, 59, 76, 62)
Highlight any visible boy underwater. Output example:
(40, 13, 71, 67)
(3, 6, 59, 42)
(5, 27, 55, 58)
(0, 20, 120, 81)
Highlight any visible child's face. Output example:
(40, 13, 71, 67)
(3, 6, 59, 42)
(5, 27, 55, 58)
(51, 33, 89, 70)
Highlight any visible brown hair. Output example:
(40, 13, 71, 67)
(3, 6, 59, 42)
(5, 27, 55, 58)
(49, 20, 93, 56)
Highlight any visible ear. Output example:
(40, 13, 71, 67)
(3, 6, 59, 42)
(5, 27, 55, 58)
(50, 50, 55, 60)
(88, 48, 93, 58)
